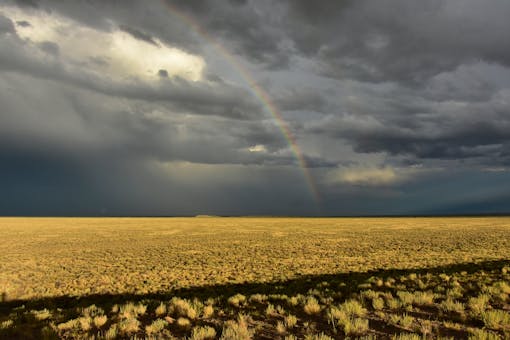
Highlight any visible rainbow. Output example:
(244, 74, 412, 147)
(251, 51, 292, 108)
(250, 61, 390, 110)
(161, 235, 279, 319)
(161, 1, 320, 203)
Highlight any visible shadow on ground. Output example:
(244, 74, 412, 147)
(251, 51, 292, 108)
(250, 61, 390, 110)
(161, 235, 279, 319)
(1, 259, 509, 339)
(2, 259, 509, 313)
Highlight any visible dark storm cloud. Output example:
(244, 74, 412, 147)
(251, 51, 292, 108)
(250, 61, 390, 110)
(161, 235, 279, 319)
(166, 0, 291, 68)
(6, 0, 510, 78)
(310, 85, 510, 165)
(15, 20, 30, 27)
(0, 14, 14, 33)
(135, 0, 510, 83)
(158, 69, 169, 78)
(12, 0, 38, 8)
(161, 0, 510, 80)
(302, 156, 338, 169)
(285, 0, 510, 84)
(2, 0, 510, 215)
(0, 149, 91, 216)
(0, 71, 291, 169)
(318, 168, 510, 216)
(38, 40, 59, 56)
(119, 25, 159, 46)
(274, 88, 328, 113)
(0, 150, 319, 216)
(346, 124, 508, 161)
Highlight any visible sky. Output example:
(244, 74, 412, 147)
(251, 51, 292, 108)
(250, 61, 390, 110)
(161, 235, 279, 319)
(1, 0, 510, 216)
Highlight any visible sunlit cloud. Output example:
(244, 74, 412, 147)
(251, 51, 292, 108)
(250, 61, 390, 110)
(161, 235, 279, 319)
(482, 167, 509, 173)
(329, 166, 398, 186)
(248, 144, 267, 153)
(1, 5, 204, 82)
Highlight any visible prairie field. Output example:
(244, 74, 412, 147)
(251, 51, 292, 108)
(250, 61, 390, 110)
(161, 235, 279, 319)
(1, 217, 510, 339)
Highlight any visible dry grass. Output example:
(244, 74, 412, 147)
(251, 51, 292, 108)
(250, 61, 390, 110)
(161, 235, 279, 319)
(1, 217, 510, 300)
(303, 296, 321, 315)
(1, 217, 510, 339)
(190, 325, 217, 340)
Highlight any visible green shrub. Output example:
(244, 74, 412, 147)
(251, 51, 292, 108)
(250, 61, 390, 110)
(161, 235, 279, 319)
(392, 334, 421, 340)
(276, 321, 286, 334)
(145, 318, 168, 335)
(468, 328, 501, 340)
(446, 287, 464, 300)
(412, 291, 435, 305)
(78, 316, 92, 331)
(285, 314, 298, 328)
(169, 298, 198, 319)
(266, 303, 276, 316)
(228, 294, 247, 307)
(418, 319, 432, 336)
(118, 317, 140, 334)
(372, 297, 385, 310)
(468, 294, 490, 316)
(82, 305, 104, 318)
(33, 309, 52, 321)
(360, 290, 379, 302)
(284, 335, 298, 340)
(249, 294, 267, 304)
(190, 325, 217, 340)
(93, 315, 107, 328)
(57, 319, 79, 331)
(220, 314, 253, 340)
(155, 302, 167, 316)
(0, 320, 13, 329)
(343, 317, 369, 336)
(396, 291, 414, 306)
(340, 299, 367, 318)
(329, 306, 348, 326)
(399, 314, 414, 329)
(440, 298, 465, 314)
(303, 297, 321, 315)
(387, 298, 403, 310)
(176, 317, 191, 330)
(202, 305, 214, 318)
(304, 332, 335, 340)
(104, 324, 118, 340)
(481, 309, 510, 330)
(119, 302, 147, 319)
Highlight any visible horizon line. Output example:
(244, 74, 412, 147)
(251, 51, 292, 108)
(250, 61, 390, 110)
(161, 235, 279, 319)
(1, 213, 509, 218)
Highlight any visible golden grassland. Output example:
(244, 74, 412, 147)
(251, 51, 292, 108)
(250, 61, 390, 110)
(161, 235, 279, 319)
(0, 217, 509, 339)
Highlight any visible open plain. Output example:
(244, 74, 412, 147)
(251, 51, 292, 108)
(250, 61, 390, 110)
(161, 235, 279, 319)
(1, 217, 509, 339)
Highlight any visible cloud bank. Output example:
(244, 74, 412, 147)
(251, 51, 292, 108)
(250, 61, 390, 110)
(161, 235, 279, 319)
(1, 0, 510, 215)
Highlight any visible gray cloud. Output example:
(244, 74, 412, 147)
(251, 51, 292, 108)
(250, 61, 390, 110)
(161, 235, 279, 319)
(167, 0, 292, 68)
(0, 13, 14, 33)
(15, 20, 30, 27)
(1, 0, 510, 215)
(285, 0, 510, 84)
(0, 71, 292, 169)
(38, 40, 59, 55)
(0, 29, 262, 120)
(12, 0, 38, 8)
(310, 84, 510, 165)
(164, 0, 510, 81)
(158, 69, 169, 78)
(7, 0, 510, 79)
(274, 88, 328, 113)
(119, 25, 159, 46)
